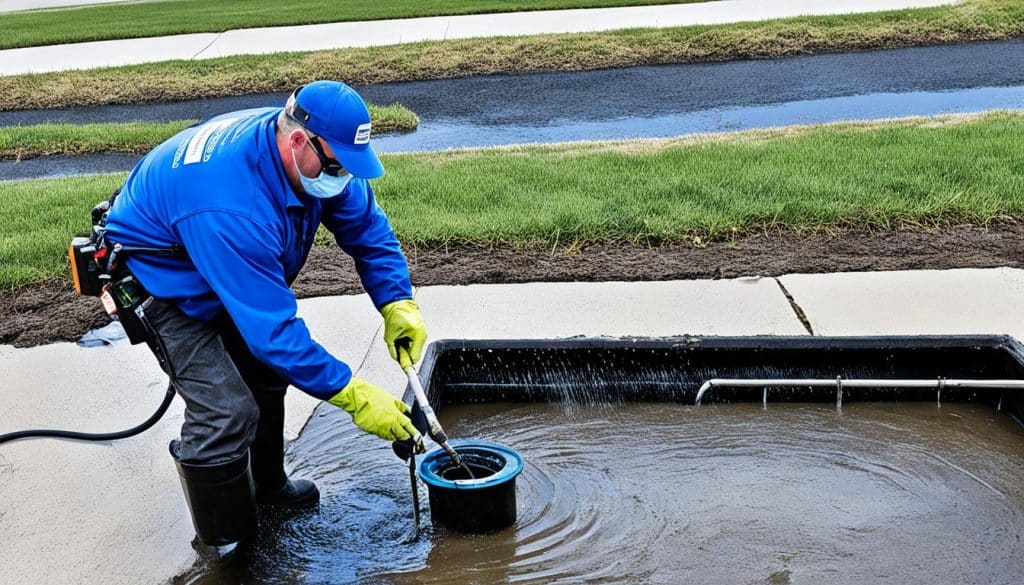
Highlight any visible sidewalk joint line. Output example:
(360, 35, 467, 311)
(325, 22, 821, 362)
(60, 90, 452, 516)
(775, 277, 814, 335)
(354, 322, 384, 376)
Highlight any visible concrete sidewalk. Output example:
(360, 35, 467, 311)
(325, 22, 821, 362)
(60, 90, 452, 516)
(0, 0, 957, 76)
(3, 268, 1022, 583)
(0, 0, 138, 12)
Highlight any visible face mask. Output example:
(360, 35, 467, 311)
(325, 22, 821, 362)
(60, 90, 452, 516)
(292, 142, 353, 199)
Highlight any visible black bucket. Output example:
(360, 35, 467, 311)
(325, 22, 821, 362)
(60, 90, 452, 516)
(418, 440, 524, 533)
(170, 440, 259, 546)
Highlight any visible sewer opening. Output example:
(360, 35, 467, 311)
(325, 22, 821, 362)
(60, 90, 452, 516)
(440, 461, 496, 481)
(437, 451, 503, 481)
(433, 399, 1024, 583)
(413, 336, 1024, 580)
(426, 336, 1024, 422)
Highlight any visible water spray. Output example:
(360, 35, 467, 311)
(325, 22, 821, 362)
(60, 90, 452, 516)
(398, 346, 474, 479)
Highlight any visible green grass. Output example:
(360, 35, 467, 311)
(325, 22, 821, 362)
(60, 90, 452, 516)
(0, 104, 418, 160)
(0, 0, 708, 50)
(0, 173, 123, 288)
(369, 112, 1024, 243)
(0, 120, 195, 161)
(3, 112, 1024, 289)
(3, 0, 1022, 111)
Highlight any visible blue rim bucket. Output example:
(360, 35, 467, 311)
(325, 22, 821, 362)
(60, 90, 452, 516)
(418, 440, 524, 533)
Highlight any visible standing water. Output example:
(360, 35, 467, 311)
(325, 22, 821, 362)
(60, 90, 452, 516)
(175, 400, 1024, 584)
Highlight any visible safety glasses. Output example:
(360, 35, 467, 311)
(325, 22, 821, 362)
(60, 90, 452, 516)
(305, 135, 349, 178)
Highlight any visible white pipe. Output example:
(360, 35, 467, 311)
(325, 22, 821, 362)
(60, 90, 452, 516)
(694, 378, 1024, 405)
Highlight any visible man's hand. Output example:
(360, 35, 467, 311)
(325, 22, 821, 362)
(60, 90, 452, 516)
(381, 299, 426, 367)
(327, 377, 419, 441)
(392, 436, 427, 461)
(392, 401, 429, 461)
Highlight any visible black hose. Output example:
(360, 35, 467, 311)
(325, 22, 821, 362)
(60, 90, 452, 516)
(0, 382, 176, 445)
(0, 303, 178, 446)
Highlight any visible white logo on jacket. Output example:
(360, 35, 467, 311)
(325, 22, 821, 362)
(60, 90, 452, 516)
(181, 116, 244, 165)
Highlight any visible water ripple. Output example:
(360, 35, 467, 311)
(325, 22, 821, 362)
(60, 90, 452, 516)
(177, 402, 1024, 585)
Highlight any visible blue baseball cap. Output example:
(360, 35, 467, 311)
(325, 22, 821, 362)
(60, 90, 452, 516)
(286, 80, 384, 179)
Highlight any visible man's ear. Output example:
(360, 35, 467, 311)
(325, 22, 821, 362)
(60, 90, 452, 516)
(288, 130, 307, 150)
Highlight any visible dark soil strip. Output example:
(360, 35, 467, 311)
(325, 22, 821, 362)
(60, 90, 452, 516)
(3, 225, 1022, 348)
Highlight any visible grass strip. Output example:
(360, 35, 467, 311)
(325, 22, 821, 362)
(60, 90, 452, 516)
(2, 111, 1023, 289)
(0, 104, 419, 161)
(0, 0, 707, 50)
(2, 0, 1022, 112)
(0, 120, 195, 161)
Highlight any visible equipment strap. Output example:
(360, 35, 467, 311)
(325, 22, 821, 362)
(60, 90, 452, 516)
(95, 186, 189, 261)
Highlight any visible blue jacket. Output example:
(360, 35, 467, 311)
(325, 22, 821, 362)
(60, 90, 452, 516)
(104, 108, 412, 399)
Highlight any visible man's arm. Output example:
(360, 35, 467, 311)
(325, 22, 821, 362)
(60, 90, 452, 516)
(321, 180, 427, 364)
(174, 210, 351, 398)
(320, 180, 413, 308)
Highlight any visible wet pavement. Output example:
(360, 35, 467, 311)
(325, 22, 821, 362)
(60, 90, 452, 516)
(4, 39, 1024, 180)
(177, 400, 1024, 584)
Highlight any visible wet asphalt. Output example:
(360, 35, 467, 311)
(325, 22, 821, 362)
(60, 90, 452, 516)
(3, 39, 1024, 180)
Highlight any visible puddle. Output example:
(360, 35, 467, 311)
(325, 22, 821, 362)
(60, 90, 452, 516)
(171, 406, 431, 585)
(4, 40, 1024, 180)
(176, 401, 1024, 584)
(0, 152, 139, 181)
(369, 85, 1024, 152)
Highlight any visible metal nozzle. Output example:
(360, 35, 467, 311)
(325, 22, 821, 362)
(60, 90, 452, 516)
(398, 346, 474, 479)
(439, 440, 463, 465)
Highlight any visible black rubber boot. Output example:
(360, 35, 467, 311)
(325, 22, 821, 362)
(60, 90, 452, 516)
(170, 440, 258, 546)
(256, 478, 320, 508)
(251, 390, 320, 508)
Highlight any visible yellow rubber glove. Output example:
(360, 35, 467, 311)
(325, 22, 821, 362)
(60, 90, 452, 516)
(327, 377, 419, 441)
(381, 299, 427, 365)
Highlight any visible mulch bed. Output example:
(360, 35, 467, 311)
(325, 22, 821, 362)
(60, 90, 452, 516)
(4, 225, 1022, 347)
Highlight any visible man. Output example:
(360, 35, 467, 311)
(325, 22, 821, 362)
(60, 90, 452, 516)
(103, 80, 425, 546)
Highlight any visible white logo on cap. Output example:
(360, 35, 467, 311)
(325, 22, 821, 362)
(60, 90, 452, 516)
(354, 123, 371, 145)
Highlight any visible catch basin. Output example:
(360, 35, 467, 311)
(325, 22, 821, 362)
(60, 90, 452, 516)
(418, 440, 523, 533)
(177, 335, 1024, 584)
